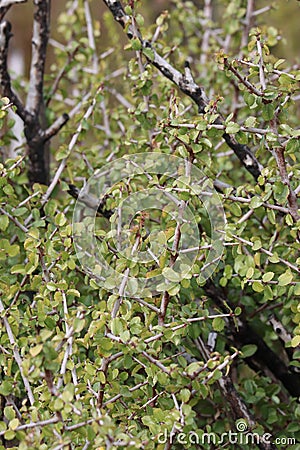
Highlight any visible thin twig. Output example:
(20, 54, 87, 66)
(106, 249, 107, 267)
(25, 0, 50, 115)
(224, 57, 266, 99)
(84, 0, 98, 74)
(256, 33, 266, 90)
(0, 299, 35, 406)
(200, 0, 212, 66)
(0, 206, 28, 233)
(240, 0, 254, 53)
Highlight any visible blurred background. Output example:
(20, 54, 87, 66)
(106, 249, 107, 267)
(6, 0, 300, 77)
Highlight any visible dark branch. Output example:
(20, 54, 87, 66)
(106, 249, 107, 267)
(67, 183, 112, 219)
(204, 279, 300, 397)
(217, 377, 276, 450)
(223, 133, 262, 180)
(0, 7, 10, 21)
(102, 0, 262, 180)
(195, 337, 276, 450)
(0, 21, 27, 121)
(0, 2, 70, 187)
(43, 113, 69, 142)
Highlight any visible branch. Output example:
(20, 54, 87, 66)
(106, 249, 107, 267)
(224, 58, 267, 99)
(0, 5, 70, 186)
(102, 0, 262, 180)
(204, 279, 300, 397)
(67, 183, 112, 219)
(42, 112, 69, 142)
(0, 21, 27, 121)
(240, 0, 254, 52)
(0, 0, 27, 19)
(0, 206, 29, 233)
(217, 377, 276, 450)
(0, 417, 59, 437)
(0, 6, 10, 21)
(195, 336, 276, 450)
(25, 0, 50, 116)
(0, 299, 35, 406)
(159, 199, 184, 325)
(200, 0, 212, 66)
(0, 0, 26, 6)
(273, 145, 299, 222)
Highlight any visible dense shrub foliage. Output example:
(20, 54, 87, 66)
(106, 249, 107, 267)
(0, 1, 299, 449)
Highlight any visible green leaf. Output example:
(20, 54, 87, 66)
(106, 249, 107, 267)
(225, 122, 240, 134)
(143, 47, 154, 61)
(294, 283, 300, 295)
(9, 418, 19, 430)
(162, 267, 181, 282)
(55, 212, 67, 226)
(0, 214, 9, 231)
(241, 344, 258, 358)
(30, 344, 43, 357)
(4, 430, 15, 441)
(212, 317, 225, 332)
(244, 116, 256, 127)
(4, 406, 15, 421)
(262, 272, 274, 282)
(246, 267, 254, 279)
(11, 264, 26, 274)
(274, 59, 285, 69)
(7, 244, 19, 257)
(250, 196, 263, 209)
(230, 203, 242, 217)
(67, 289, 80, 297)
(179, 388, 190, 402)
(13, 207, 27, 217)
(286, 138, 300, 154)
(0, 421, 7, 432)
(262, 103, 274, 121)
(44, 199, 57, 216)
(167, 284, 180, 296)
(291, 336, 300, 348)
(0, 381, 13, 396)
(111, 318, 124, 336)
(252, 281, 264, 292)
(131, 38, 142, 51)
(278, 271, 293, 286)
(269, 253, 280, 263)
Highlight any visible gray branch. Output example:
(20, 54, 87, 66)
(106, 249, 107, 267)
(43, 113, 69, 142)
